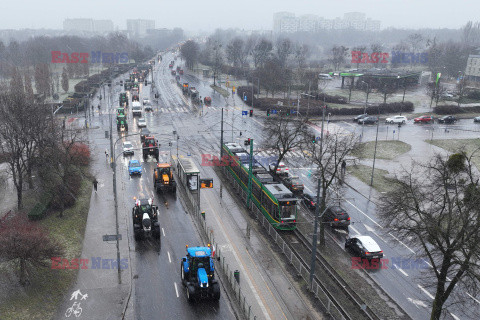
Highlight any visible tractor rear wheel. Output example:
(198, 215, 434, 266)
(186, 284, 196, 302)
(212, 282, 220, 300)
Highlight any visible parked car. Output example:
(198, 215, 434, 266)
(128, 159, 142, 176)
(122, 141, 134, 156)
(345, 236, 384, 260)
(438, 115, 457, 124)
(414, 115, 433, 123)
(358, 116, 378, 125)
(474, 116, 480, 123)
(385, 115, 407, 124)
(144, 104, 153, 112)
(323, 206, 351, 229)
(353, 114, 368, 122)
(140, 128, 151, 143)
(269, 161, 289, 176)
(137, 118, 147, 128)
(302, 192, 317, 211)
(318, 73, 333, 80)
(143, 99, 150, 105)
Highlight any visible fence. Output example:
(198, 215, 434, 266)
(221, 166, 348, 320)
(173, 157, 257, 320)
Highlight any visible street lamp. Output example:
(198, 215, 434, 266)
(370, 105, 380, 186)
(360, 81, 370, 141)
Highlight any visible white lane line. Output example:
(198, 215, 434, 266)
(167, 251, 172, 263)
(162, 228, 165, 237)
(363, 224, 384, 241)
(304, 186, 313, 194)
(343, 197, 383, 228)
(467, 292, 480, 305)
(342, 121, 356, 128)
(450, 312, 460, 320)
(174, 282, 179, 298)
(393, 265, 409, 277)
(349, 225, 361, 236)
(418, 284, 435, 299)
(388, 232, 416, 254)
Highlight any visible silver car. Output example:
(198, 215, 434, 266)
(137, 118, 147, 128)
(123, 141, 134, 156)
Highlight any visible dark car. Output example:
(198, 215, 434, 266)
(358, 116, 378, 125)
(353, 113, 368, 122)
(323, 206, 351, 229)
(474, 116, 480, 123)
(345, 235, 383, 260)
(283, 175, 304, 194)
(140, 128, 151, 143)
(438, 115, 457, 124)
(302, 192, 317, 210)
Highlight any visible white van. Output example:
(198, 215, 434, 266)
(318, 73, 333, 80)
(132, 101, 142, 117)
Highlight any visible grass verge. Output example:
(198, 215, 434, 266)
(426, 138, 480, 169)
(348, 164, 401, 193)
(351, 140, 411, 160)
(210, 84, 230, 98)
(0, 177, 91, 320)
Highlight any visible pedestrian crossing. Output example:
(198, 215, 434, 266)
(254, 149, 305, 159)
(160, 107, 189, 113)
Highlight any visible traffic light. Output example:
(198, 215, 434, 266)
(244, 138, 251, 146)
(249, 109, 253, 117)
(312, 135, 316, 143)
(266, 109, 270, 116)
(286, 110, 290, 116)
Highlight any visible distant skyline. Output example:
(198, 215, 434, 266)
(1, 0, 479, 33)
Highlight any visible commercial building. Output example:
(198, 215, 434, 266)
(465, 53, 480, 81)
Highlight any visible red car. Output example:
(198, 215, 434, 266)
(414, 115, 433, 123)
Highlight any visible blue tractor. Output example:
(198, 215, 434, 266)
(181, 245, 220, 302)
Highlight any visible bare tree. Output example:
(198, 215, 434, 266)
(408, 33, 425, 52)
(180, 40, 200, 70)
(24, 71, 34, 98)
(329, 45, 349, 71)
(276, 38, 293, 69)
(378, 153, 480, 320)
(61, 66, 69, 93)
(302, 127, 359, 246)
(226, 37, 244, 67)
(10, 67, 24, 95)
(257, 57, 284, 98)
(351, 45, 367, 69)
(252, 38, 273, 68)
(34, 63, 50, 97)
(0, 214, 63, 285)
(262, 116, 307, 173)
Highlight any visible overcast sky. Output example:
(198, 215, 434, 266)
(1, 0, 478, 32)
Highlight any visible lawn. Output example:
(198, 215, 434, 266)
(348, 164, 401, 193)
(0, 178, 91, 320)
(351, 140, 411, 160)
(427, 138, 480, 169)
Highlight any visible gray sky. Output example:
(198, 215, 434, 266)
(2, 0, 478, 32)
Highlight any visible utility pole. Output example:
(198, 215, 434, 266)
(370, 106, 380, 186)
(247, 138, 253, 207)
(220, 108, 224, 157)
(309, 104, 326, 288)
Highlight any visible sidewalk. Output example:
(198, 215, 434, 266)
(54, 124, 133, 320)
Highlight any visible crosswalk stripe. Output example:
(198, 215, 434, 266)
(161, 108, 165, 113)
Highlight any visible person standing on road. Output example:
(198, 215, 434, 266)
(341, 160, 346, 176)
(105, 149, 109, 160)
(98, 105, 101, 114)
(93, 178, 98, 193)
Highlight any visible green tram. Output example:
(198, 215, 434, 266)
(222, 143, 298, 231)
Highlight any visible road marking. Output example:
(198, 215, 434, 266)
(393, 265, 409, 277)
(450, 313, 460, 320)
(363, 224, 385, 242)
(174, 282, 179, 298)
(467, 292, 480, 305)
(388, 232, 416, 254)
(304, 186, 313, 194)
(407, 297, 427, 308)
(162, 228, 165, 237)
(349, 225, 361, 236)
(342, 121, 356, 128)
(418, 284, 434, 299)
(167, 251, 172, 263)
(343, 197, 383, 228)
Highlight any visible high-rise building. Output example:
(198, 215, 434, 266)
(63, 19, 114, 33)
(63, 19, 94, 32)
(93, 20, 114, 33)
(127, 19, 155, 37)
(273, 12, 380, 33)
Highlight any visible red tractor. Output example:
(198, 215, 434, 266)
(142, 136, 159, 161)
(204, 96, 212, 105)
